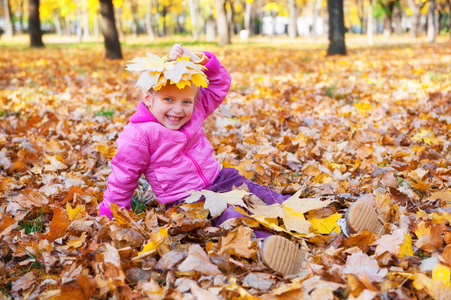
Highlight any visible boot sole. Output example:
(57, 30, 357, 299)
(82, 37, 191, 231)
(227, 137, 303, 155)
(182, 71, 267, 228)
(261, 235, 306, 275)
(345, 201, 384, 236)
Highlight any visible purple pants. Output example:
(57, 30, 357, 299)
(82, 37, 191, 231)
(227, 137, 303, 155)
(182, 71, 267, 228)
(200, 167, 290, 238)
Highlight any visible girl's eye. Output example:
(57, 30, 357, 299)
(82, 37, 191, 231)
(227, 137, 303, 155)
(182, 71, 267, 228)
(164, 98, 172, 102)
(183, 100, 193, 104)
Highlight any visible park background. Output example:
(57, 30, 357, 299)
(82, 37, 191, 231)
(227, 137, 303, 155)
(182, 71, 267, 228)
(1, 0, 451, 299)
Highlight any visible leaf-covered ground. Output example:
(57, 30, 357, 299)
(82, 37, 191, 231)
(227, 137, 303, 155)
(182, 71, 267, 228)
(1, 38, 451, 299)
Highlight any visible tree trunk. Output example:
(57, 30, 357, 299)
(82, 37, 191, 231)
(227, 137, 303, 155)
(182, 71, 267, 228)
(76, 0, 83, 41)
(17, 0, 25, 34)
(130, 1, 139, 38)
(54, 12, 63, 36)
(188, 0, 200, 40)
(83, 0, 90, 39)
(380, 0, 395, 37)
(145, 0, 156, 40)
(448, 0, 451, 38)
(288, 0, 297, 39)
(99, 0, 122, 60)
(28, 0, 44, 47)
(393, 3, 402, 35)
(408, 0, 425, 38)
(216, 0, 230, 45)
(115, 6, 125, 41)
(206, 5, 216, 42)
(368, 0, 374, 44)
(356, 0, 365, 33)
(94, 10, 100, 39)
(244, 0, 254, 37)
(428, 0, 436, 43)
(312, 0, 322, 40)
(327, 0, 346, 55)
(227, 0, 235, 38)
(3, 0, 13, 37)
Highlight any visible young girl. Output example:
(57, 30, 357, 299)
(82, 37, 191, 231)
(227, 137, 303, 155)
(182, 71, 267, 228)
(99, 44, 382, 275)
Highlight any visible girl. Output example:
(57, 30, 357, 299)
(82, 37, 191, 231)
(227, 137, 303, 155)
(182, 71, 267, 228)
(99, 44, 381, 275)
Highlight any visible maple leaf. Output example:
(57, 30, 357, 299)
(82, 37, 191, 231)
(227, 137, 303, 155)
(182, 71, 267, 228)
(137, 227, 168, 258)
(343, 251, 388, 282)
(219, 225, 256, 259)
(42, 206, 70, 242)
(373, 228, 405, 256)
(249, 189, 334, 234)
(414, 221, 444, 252)
(125, 52, 167, 72)
(184, 189, 249, 218)
(308, 213, 342, 234)
(177, 244, 222, 276)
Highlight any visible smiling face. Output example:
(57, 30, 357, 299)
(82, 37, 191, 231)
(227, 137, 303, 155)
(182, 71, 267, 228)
(143, 84, 198, 130)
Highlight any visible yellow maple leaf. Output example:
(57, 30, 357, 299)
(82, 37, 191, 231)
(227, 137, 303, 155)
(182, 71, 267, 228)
(398, 234, 414, 258)
(412, 129, 438, 145)
(66, 232, 87, 249)
(250, 189, 334, 235)
(66, 202, 85, 221)
(308, 213, 342, 234)
(354, 101, 373, 115)
(138, 228, 168, 256)
(433, 264, 451, 287)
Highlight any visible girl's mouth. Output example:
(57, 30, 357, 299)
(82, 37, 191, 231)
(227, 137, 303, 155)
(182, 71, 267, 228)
(167, 116, 182, 121)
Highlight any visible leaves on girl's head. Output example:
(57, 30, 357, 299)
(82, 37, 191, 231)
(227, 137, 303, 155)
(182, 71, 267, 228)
(126, 53, 208, 91)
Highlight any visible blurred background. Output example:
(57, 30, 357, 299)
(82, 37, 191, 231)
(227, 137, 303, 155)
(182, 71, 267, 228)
(0, 0, 450, 54)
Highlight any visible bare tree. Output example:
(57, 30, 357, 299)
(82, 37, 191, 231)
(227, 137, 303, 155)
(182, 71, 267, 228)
(327, 0, 346, 55)
(408, 0, 427, 37)
(368, 0, 374, 44)
(3, 0, 13, 37)
(83, 0, 90, 39)
(130, 0, 139, 39)
(288, 0, 297, 39)
(99, 0, 122, 59)
(428, 0, 436, 43)
(448, 0, 451, 38)
(244, 0, 255, 37)
(188, 0, 200, 40)
(206, 4, 216, 42)
(145, 0, 156, 40)
(216, 0, 231, 45)
(29, 0, 44, 47)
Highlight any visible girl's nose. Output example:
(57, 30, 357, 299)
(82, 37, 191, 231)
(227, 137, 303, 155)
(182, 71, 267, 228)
(172, 102, 182, 113)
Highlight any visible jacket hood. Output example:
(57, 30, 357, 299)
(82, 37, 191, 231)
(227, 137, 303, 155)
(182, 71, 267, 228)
(129, 102, 159, 123)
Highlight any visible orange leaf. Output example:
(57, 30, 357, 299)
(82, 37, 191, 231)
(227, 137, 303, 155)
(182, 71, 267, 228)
(42, 206, 70, 242)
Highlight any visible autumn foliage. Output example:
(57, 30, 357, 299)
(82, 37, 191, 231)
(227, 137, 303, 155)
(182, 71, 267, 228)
(1, 40, 451, 299)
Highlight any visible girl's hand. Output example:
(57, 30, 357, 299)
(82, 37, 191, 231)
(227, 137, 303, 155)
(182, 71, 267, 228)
(168, 44, 201, 62)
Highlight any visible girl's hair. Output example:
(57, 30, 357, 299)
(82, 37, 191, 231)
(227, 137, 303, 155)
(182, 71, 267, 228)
(146, 83, 200, 100)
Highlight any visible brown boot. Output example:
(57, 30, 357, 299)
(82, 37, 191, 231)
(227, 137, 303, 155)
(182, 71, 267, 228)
(345, 201, 384, 236)
(261, 235, 307, 275)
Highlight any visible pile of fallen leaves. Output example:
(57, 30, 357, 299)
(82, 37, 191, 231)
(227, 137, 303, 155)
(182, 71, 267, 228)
(0, 40, 450, 299)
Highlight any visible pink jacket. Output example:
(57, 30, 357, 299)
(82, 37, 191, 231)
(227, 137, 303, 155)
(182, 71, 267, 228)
(99, 52, 231, 217)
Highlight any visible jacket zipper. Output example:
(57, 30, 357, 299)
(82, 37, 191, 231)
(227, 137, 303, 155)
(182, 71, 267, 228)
(181, 130, 209, 188)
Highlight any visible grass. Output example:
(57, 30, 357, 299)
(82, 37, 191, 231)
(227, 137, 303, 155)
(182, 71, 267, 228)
(96, 108, 115, 118)
(131, 177, 153, 214)
(18, 210, 44, 234)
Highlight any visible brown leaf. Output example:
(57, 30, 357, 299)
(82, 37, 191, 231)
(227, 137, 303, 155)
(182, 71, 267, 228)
(343, 251, 388, 282)
(42, 206, 70, 242)
(10, 271, 36, 294)
(219, 225, 256, 259)
(13, 188, 49, 209)
(177, 244, 221, 276)
(156, 251, 187, 271)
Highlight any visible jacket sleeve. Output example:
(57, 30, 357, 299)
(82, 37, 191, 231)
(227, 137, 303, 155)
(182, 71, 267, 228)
(99, 123, 150, 218)
(195, 51, 232, 118)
